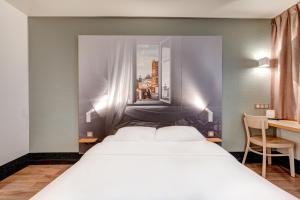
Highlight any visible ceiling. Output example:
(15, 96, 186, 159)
(5, 0, 299, 18)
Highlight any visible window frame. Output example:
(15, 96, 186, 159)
(159, 38, 172, 104)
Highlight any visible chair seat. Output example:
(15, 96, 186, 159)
(250, 136, 295, 148)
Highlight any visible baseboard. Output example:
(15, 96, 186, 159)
(1, 151, 299, 181)
(272, 156, 300, 175)
(29, 153, 81, 165)
(0, 152, 81, 181)
(230, 152, 262, 163)
(231, 151, 300, 175)
(0, 154, 29, 180)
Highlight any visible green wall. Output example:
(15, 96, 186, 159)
(29, 18, 271, 153)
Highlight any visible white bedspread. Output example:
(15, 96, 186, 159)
(31, 140, 299, 200)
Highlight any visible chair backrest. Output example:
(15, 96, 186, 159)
(243, 113, 268, 140)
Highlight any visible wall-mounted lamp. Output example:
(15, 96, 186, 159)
(193, 96, 213, 123)
(258, 57, 270, 68)
(86, 109, 94, 123)
(205, 108, 213, 123)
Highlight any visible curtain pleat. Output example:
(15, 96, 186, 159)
(104, 38, 134, 134)
(271, 3, 300, 121)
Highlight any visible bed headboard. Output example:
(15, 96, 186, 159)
(79, 35, 222, 153)
(112, 105, 221, 138)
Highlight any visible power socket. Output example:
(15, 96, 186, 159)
(87, 131, 93, 137)
(208, 131, 214, 137)
(255, 104, 270, 109)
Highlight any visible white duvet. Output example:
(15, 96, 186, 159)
(31, 139, 298, 200)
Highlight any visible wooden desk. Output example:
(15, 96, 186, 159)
(268, 120, 300, 133)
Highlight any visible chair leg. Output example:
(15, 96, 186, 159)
(288, 147, 295, 177)
(262, 147, 267, 178)
(267, 148, 272, 165)
(242, 141, 250, 165)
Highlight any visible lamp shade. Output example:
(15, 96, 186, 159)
(258, 57, 270, 68)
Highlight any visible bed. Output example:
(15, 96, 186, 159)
(31, 126, 298, 200)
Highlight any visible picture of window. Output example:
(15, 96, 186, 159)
(136, 44, 160, 102)
(79, 35, 222, 153)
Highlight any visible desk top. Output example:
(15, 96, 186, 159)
(268, 120, 300, 133)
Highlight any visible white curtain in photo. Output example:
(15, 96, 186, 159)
(105, 38, 134, 134)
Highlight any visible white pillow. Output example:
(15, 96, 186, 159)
(155, 126, 205, 141)
(112, 126, 156, 141)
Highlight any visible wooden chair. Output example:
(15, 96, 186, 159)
(242, 113, 295, 178)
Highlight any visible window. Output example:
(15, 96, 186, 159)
(136, 44, 160, 102)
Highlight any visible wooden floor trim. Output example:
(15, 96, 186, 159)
(1, 151, 299, 181)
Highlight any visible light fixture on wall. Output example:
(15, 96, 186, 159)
(86, 110, 93, 123)
(205, 108, 213, 122)
(194, 96, 213, 123)
(258, 57, 270, 68)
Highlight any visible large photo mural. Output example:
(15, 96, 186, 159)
(79, 36, 222, 153)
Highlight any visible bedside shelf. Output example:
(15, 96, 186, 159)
(79, 137, 98, 144)
(207, 137, 223, 143)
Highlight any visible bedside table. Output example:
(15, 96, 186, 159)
(79, 137, 98, 144)
(207, 137, 222, 143)
(79, 137, 98, 155)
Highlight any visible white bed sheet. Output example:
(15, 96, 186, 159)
(31, 139, 298, 200)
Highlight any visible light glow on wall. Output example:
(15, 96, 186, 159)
(253, 49, 270, 60)
(251, 67, 270, 78)
(93, 95, 108, 112)
(86, 95, 108, 123)
(194, 95, 207, 110)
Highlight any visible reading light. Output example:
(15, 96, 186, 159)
(205, 108, 213, 123)
(86, 110, 93, 123)
(258, 57, 270, 68)
(86, 95, 108, 123)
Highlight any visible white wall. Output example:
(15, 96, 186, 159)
(0, 0, 28, 165)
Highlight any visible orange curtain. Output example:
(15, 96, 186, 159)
(271, 3, 300, 121)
